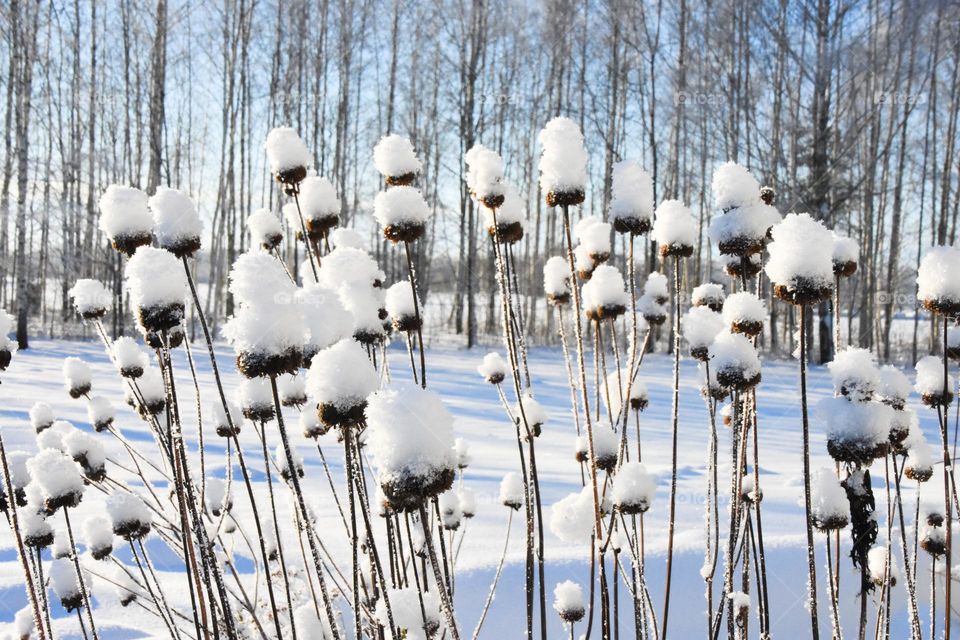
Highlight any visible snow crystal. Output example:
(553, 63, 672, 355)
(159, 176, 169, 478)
(722, 292, 767, 326)
(29, 402, 55, 433)
(373, 134, 422, 180)
(917, 245, 960, 307)
(306, 338, 379, 411)
(247, 208, 284, 248)
(712, 162, 760, 211)
(538, 117, 588, 196)
(553, 580, 585, 618)
(500, 472, 525, 508)
(652, 200, 696, 249)
(149, 187, 202, 249)
(550, 486, 596, 544)
(609, 161, 653, 225)
(915, 355, 953, 397)
(68, 279, 112, 318)
(543, 256, 572, 299)
(124, 246, 189, 309)
(581, 265, 628, 313)
(298, 176, 341, 222)
(265, 127, 312, 174)
(365, 385, 456, 485)
(373, 185, 430, 229)
(611, 461, 655, 512)
(682, 307, 725, 350)
(811, 467, 850, 529)
(465, 144, 505, 202)
(477, 352, 508, 383)
(764, 213, 834, 290)
(828, 348, 880, 402)
(27, 449, 84, 503)
(98, 185, 153, 240)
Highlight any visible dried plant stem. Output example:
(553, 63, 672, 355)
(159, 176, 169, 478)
(418, 503, 461, 640)
(471, 509, 514, 640)
(891, 455, 922, 638)
(130, 542, 182, 639)
(0, 432, 46, 640)
(63, 507, 100, 640)
(701, 359, 720, 639)
(942, 313, 954, 640)
(291, 189, 320, 279)
(662, 254, 683, 639)
(342, 427, 362, 639)
(403, 240, 427, 388)
(799, 304, 822, 640)
(825, 533, 842, 640)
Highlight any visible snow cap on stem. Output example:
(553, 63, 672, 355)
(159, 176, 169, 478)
(68, 279, 112, 320)
(711, 161, 761, 211)
(611, 461, 655, 514)
(582, 264, 628, 321)
(29, 401, 55, 433)
(149, 187, 203, 257)
(106, 492, 152, 541)
(818, 396, 892, 465)
(477, 351, 507, 384)
(62, 357, 93, 398)
(465, 144, 505, 208)
(499, 472, 525, 510)
(708, 330, 761, 390)
(265, 127, 311, 187)
(811, 467, 850, 531)
(709, 201, 780, 257)
(49, 557, 89, 611)
(373, 134, 422, 185)
(914, 355, 954, 407)
(64, 429, 107, 481)
(543, 255, 572, 305)
(691, 282, 725, 312)
(236, 378, 276, 422)
(653, 199, 696, 257)
(306, 338, 379, 427)
(917, 244, 960, 316)
(86, 396, 114, 432)
(574, 216, 612, 261)
(553, 580, 586, 623)
(765, 213, 834, 305)
(83, 515, 114, 560)
(682, 306, 725, 360)
(0, 310, 15, 368)
(27, 449, 85, 511)
(832, 231, 859, 277)
(385, 279, 422, 332)
(296, 176, 341, 239)
(550, 485, 597, 543)
(721, 292, 766, 336)
(374, 185, 430, 243)
(112, 336, 148, 379)
(609, 160, 653, 235)
(827, 348, 880, 402)
(125, 246, 188, 333)
(247, 208, 284, 251)
(538, 116, 587, 206)
(98, 185, 153, 255)
(877, 364, 912, 410)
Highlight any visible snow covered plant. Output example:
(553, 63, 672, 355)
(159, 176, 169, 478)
(374, 133, 422, 186)
(29, 401, 54, 433)
(543, 255, 572, 305)
(265, 126, 312, 189)
(553, 580, 586, 624)
(828, 348, 880, 402)
(818, 395, 892, 465)
(124, 246, 188, 335)
(374, 184, 431, 243)
(365, 385, 456, 511)
(385, 279, 422, 332)
(111, 336, 147, 379)
(477, 351, 507, 384)
(575, 216, 612, 264)
(708, 330, 761, 390)
(832, 232, 859, 277)
(915, 354, 953, 407)
(0, 309, 14, 371)
(149, 187, 203, 258)
(691, 282, 725, 313)
(652, 199, 696, 257)
(765, 213, 834, 305)
(465, 143, 506, 208)
(68, 279, 112, 320)
(709, 162, 780, 257)
(722, 292, 766, 337)
(538, 116, 587, 206)
(62, 357, 93, 398)
(499, 472, 525, 510)
(247, 207, 284, 250)
(582, 264, 628, 321)
(611, 461, 655, 514)
(27, 449, 85, 512)
(106, 492, 152, 541)
(306, 338, 379, 426)
(916, 244, 960, 317)
(294, 176, 341, 241)
(609, 160, 654, 235)
(98, 184, 153, 255)
(638, 272, 669, 326)
(810, 467, 850, 531)
(682, 306, 724, 361)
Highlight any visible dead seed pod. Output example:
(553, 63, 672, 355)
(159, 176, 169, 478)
(591, 424, 620, 473)
(811, 468, 850, 532)
(149, 187, 204, 259)
(832, 232, 859, 278)
(820, 397, 892, 467)
(248, 208, 284, 251)
(291, 176, 341, 241)
(62, 357, 93, 399)
(235, 347, 303, 380)
(759, 186, 776, 205)
(553, 581, 586, 624)
(477, 352, 507, 385)
(543, 256, 572, 307)
(300, 410, 329, 439)
(83, 516, 114, 560)
(516, 393, 547, 439)
(277, 445, 304, 482)
(710, 202, 780, 258)
(374, 185, 429, 245)
(723, 254, 762, 280)
(499, 472, 525, 510)
(609, 161, 653, 236)
(22, 512, 54, 549)
(385, 280, 423, 333)
(652, 199, 696, 258)
(142, 325, 185, 350)
(107, 492, 152, 542)
(682, 307, 724, 362)
(124, 246, 190, 336)
(765, 213, 836, 306)
(722, 292, 767, 338)
(27, 450, 85, 513)
(740, 474, 763, 505)
(236, 379, 276, 423)
(639, 294, 667, 326)
(68, 279, 112, 320)
(574, 435, 589, 463)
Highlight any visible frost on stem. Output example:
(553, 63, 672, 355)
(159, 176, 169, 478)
(306, 338, 379, 427)
(582, 264, 628, 321)
(377, 588, 441, 640)
(62, 357, 93, 398)
(652, 199, 696, 257)
(549, 486, 596, 544)
(722, 292, 767, 337)
(247, 208, 284, 251)
(124, 246, 188, 333)
(543, 255, 572, 306)
(827, 347, 881, 402)
(86, 396, 114, 432)
(553, 580, 586, 624)
(294, 176, 341, 240)
(916, 245, 960, 317)
(49, 557, 89, 611)
(106, 492, 152, 541)
(27, 449, 85, 512)
(68, 279, 112, 320)
(465, 143, 506, 209)
(727, 591, 751, 626)
(149, 187, 203, 258)
(374, 184, 431, 243)
(29, 401, 54, 433)
(818, 396, 892, 465)
(365, 385, 456, 511)
(98, 184, 153, 255)
(811, 467, 850, 531)
(265, 127, 312, 188)
(708, 330, 761, 391)
(692, 282, 726, 313)
(112, 336, 148, 379)
(682, 306, 724, 361)
(765, 213, 834, 305)
(832, 232, 859, 277)
(385, 279, 422, 332)
(611, 461, 655, 515)
(373, 134, 422, 186)
(500, 472, 525, 510)
(538, 116, 587, 206)
(477, 352, 507, 384)
(82, 515, 114, 560)
(609, 160, 654, 235)
(914, 355, 954, 407)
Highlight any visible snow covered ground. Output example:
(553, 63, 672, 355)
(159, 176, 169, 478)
(0, 337, 951, 638)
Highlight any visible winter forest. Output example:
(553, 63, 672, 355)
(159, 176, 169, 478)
(1, 0, 960, 638)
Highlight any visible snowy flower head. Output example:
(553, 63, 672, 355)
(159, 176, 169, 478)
(832, 232, 859, 277)
(373, 134, 422, 185)
(27, 449, 85, 511)
(83, 515, 114, 560)
(653, 199, 696, 257)
(98, 185, 153, 255)
(374, 185, 430, 243)
(877, 365, 912, 410)
(265, 127, 312, 187)
(306, 338, 380, 427)
(915, 355, 953, 407)
(112, 336, 148, 379)
(0, 309, 15, 368)
(30, 402, 55, 433)
(543, 256, 572, 305)
(709, 202, 780, 257)
(765, 213, 834, 305)
(682, 306, 724, 360)
(385, 280, 421, 332)
(465, 144, 505, 207)
(209, 399, 244, 438)
(811, 467, 849, 531)
(236, 378, 276, 422)
(68, 279, 112, 320)
(917, 245, 960, 316)
(538, 117, 587, 206)
(124, 246, 188, 333)
(330, 227, 364, 249)
(149, 187, 203, 257)
(247, 208, 284, 251)
(553, 580, 586, 624)
(819, 396, 892, 465)
(86, 396, 114, 432)
(365, 385, 456, 511)
(721, 292, 766, 336)
(297, 285, 353, 363)
(708, 331, 761, 390)
(62, 357, 93, 398)
(609, 160, 653, 235)
(575, 216, 612, 261)
(550, 486, 596, 543)
(477, 351, 507, 384)
(295, 176, 341, 240)
(582, 264, 628, 321)
(611, 461, 655, 514)
(107, 492, 152, 541)
(692, 282, 725, 312)
(828, 348, 880, 402)
(223, 300, 306, 379)
(712, 161, 761, 211)
(49, 557, 89, 611)
(500, 472, 525, 510)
